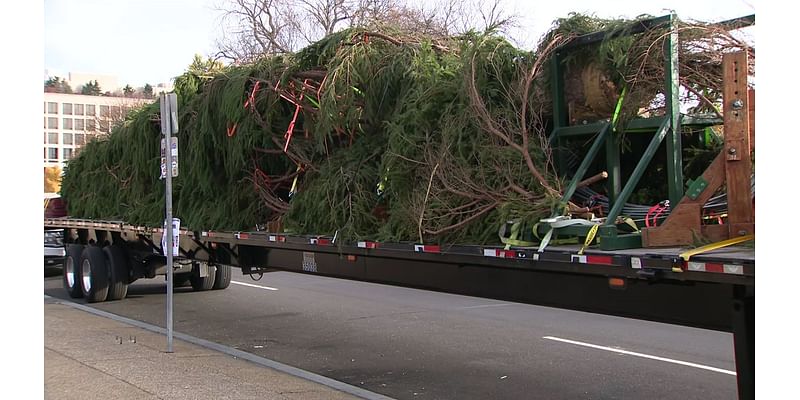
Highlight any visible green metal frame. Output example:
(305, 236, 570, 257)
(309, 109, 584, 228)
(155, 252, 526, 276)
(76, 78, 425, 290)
(543, 13, 753, 250)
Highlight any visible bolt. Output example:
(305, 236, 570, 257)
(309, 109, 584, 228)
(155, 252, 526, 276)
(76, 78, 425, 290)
(739, 230, 748, 236)
(728, 147, 737, 155)
(732, 99, 744, 110)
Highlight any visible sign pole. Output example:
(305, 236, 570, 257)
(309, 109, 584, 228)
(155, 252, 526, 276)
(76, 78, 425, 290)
(160, 93, 179, 353)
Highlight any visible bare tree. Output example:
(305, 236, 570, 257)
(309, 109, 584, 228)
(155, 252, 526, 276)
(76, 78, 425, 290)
(215, 0, 297, 62)
(213, 0, 518, 62)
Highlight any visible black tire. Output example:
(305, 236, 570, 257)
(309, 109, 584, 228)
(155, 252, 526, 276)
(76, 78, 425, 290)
(190, 262, 216, 291)
(173, 273, 191, 287)
(103, 245, 129, 301)
(63, 244, 84, 298)
(80, 246, 109, 303)
(212, 264, 232, 290)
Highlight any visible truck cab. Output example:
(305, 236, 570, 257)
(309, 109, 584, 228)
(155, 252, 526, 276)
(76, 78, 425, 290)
(44, 193, 66, 267)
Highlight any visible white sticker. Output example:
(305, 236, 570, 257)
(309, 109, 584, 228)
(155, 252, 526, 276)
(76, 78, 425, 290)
(161, 218, 180, 255)
(302, 252, 317, 272)
(631, 257, 642, 269)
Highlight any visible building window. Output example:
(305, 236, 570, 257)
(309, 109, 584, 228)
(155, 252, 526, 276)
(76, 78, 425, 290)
(63, 103, 73, 115)
(99, 120, 109, 133)
(47, 147, 58, 161)
(47, 102, 58, 114)
(63, 148, 74, 160)
(99, 105, 109, 118)
(75, 133, 85, 146)
(63, 118, 73, 130)
(86, 119, 95, 132)
(86, 104, 96, 116)
(74, 104, 84, 115)
(48, 132, 58, 144)
(75, 119, 85, 131)
(47, 117, 58, 129)
(63, 133, 73, 145)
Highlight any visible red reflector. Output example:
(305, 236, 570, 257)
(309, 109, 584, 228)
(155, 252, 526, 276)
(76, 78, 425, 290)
(587, 255, 614, 265)
(347, 255, 357, 262)
(705, 263, 724, 273)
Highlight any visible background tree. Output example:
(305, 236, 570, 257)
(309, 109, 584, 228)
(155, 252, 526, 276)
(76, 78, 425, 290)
(123, 84, 135, 97)
(142, 84, 154, 99)
(44, 76, 73, 93)
(213, 0, 516, 62)
(81, 80, 102, 96)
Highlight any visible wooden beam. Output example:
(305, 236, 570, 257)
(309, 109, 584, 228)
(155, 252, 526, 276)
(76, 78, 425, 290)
(642, 154, 726, 247)
(723, 52, 754, 237)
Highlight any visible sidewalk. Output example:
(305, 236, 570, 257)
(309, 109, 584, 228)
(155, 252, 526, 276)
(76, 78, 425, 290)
(44, 299, 365, 400)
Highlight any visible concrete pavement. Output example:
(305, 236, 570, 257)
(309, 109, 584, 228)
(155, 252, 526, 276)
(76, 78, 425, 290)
(44, 298, 374, 400)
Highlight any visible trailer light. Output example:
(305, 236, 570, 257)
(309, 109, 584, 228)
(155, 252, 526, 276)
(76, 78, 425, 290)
(347, 255, 357, 262)
(608, 277, 626, 290)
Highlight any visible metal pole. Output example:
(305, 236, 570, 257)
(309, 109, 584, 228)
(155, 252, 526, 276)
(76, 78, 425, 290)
(161, 93, 175, 353)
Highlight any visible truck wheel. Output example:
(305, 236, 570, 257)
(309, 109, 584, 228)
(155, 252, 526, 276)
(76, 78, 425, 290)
(103, 245, 129, 301)
(212, 264, 232, 290)
(63, 244, 84, 298)
(190, 262, 216, 291)
(80, 246, 109, 303)
(173, 273, 191, 287)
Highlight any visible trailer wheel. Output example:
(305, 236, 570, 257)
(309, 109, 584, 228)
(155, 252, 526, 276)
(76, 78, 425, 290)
(173, 273, 191, 287)
(80, 246, 109, 303)
(103, 245, 129, 301)
(212, 264, 232, 290)
(190, 262, 216, 291)
(63, 244, 84, 298)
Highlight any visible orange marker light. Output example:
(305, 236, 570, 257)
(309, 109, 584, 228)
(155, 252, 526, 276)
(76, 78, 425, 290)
(608, 277, 626, 290)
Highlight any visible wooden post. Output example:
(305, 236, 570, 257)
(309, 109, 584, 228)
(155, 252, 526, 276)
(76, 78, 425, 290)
(723, 52, 754, 237)
(642, 51, 754, 247)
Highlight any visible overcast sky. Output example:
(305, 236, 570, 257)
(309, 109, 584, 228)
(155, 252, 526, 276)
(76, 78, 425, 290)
(43, 0, 756, 88)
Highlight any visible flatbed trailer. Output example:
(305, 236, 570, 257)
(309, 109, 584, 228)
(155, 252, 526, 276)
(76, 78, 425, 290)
(44, 217, 754, 399)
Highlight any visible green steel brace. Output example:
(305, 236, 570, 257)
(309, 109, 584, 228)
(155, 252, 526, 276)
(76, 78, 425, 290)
(664, 13, 684, 207)
(599, 117, 671, 249)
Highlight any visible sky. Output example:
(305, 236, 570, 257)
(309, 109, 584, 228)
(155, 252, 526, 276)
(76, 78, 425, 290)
(44, 0, 755, 88)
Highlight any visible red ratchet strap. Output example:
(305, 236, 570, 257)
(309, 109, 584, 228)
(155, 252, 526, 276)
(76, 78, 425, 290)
(645, 201, 669, 227)
(226, 122, 237, 137)
(244, 81, 261, 110)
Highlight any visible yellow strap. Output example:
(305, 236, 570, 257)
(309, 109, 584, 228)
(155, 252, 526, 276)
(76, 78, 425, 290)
(679, 234, 754, 261)
(578, 224, 599, 255)
(501, 221, 537, 249)
(621, 217, 640, 233)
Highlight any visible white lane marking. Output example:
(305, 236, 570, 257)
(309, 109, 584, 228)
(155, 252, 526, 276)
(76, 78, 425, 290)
(459, 303, 514, 310)
(543, 336, 736, 376)
(231, 280, 279, 291)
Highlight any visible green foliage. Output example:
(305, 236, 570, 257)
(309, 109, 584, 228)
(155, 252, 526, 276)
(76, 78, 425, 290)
(80, 80, 102, 96)
(61, 15, 744, 244)
(45, 76, 73, 93)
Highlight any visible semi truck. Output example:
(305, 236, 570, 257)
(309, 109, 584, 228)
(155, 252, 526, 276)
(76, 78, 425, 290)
(45, 13, 755, 399)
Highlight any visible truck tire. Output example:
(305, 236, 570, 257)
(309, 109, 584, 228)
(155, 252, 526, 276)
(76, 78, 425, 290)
(103, 245, 129, 301)
(173, 273, 191, 287)
(190, 262, 216, 291)
(80, 246, 109, 303)
(212, 264, 232, 290)
(63, 244, 84, 298)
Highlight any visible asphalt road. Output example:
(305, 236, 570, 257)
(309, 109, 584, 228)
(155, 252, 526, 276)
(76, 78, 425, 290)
(44, 268, 738, 400)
